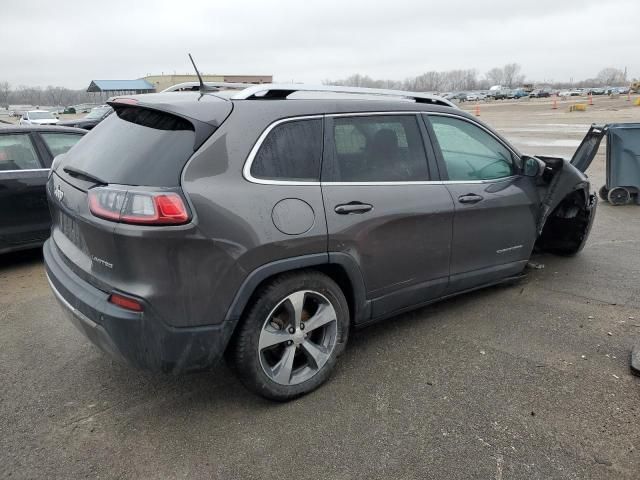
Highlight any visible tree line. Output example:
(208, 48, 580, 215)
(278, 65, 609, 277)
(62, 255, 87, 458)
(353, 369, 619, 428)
(0, 65, 633, 108)
(324, 65, 632, 92)
(0, 82, 95, 109)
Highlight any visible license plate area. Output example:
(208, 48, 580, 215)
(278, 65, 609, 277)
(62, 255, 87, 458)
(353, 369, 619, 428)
(57, 209, 90, 256)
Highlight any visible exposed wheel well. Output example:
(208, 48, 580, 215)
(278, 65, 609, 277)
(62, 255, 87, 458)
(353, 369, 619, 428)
(536, 189, 595, 256)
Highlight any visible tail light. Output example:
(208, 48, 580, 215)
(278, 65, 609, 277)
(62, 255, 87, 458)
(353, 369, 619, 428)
(88, 187, 189, 225)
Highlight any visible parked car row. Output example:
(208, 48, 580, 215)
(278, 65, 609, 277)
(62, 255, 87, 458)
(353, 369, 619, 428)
(14, 105, 113, 130)
(57, 105, 113, 130)
(444, 88, 548, 102)
(404, 85, 633, 104)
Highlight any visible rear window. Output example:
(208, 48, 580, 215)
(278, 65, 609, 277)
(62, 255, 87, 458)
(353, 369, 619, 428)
(250, 118, 323, 181)
(59, 106, 195, 186)
(40, 133, 83, 157)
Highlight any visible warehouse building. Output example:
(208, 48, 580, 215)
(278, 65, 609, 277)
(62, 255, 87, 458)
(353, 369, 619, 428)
(86, 79, 156, 101)
(143, 74, 272, 92)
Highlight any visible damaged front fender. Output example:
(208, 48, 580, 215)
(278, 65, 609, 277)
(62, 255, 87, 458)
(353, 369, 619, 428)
(534, 157, 597, 255)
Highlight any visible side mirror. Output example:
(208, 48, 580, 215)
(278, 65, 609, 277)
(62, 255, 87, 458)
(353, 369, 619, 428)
(522, 156, 545, 177)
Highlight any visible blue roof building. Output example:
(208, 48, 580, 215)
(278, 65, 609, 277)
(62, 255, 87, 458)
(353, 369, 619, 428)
(87, 79, 155, 94)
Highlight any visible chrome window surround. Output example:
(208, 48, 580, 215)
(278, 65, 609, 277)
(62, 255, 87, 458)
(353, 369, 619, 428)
(0, 168, 49, 174)
(242, 112, 521, 186)
(243, 115, 324, 186)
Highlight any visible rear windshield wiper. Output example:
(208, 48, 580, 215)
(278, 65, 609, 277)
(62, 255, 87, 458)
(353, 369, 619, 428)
(63, 166, 107, 185)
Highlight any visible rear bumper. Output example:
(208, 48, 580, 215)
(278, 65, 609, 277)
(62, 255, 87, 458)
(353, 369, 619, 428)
(44, 239, 234, 374)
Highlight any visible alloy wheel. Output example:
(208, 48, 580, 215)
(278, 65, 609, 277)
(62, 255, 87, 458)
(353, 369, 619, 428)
(258, 290, 338, 386)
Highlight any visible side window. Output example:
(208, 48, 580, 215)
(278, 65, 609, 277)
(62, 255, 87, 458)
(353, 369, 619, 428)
(40, 133, 83, 157)
(250, 118, 323, 181)
(429, 116, 514, 181)
(329, 115, 429, 182)
(0, 134, 42, 171)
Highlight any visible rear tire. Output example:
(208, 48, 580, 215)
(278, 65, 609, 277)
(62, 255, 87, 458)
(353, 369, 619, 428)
(231, 271, 349, 401)
(608, 187, 631, 206)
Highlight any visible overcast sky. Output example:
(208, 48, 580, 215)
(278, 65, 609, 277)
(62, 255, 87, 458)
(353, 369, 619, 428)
(1, 0, 637, 89)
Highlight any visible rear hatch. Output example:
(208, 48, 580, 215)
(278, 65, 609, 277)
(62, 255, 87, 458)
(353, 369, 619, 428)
(48, 93, 232, 326)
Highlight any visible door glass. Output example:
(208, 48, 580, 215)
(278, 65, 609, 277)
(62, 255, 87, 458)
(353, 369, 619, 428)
(328, 115, 429, 182)
(429, 116, 514, 181)
(0, 134, 41, 170)
(250, 118, 323, 181)
(40, 133, 83, 157)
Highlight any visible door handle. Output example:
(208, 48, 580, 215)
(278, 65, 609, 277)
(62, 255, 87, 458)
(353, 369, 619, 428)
(334, 202, 373, 214)
(457, 194, 484, 204)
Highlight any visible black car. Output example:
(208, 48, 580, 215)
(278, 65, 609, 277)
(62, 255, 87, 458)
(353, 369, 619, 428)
(57, 105, 113, 130)
(0, 125, 86, 253)
(529, 89, 551, 98)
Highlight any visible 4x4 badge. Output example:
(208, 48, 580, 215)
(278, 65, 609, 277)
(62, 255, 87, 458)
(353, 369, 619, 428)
(54, 185, 64, 202)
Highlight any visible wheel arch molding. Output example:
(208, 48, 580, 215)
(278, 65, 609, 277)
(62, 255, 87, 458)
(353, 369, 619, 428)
(224, 252, 370, 331)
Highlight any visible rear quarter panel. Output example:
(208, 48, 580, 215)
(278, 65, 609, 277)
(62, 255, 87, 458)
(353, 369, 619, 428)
(181, 103, 328, 327)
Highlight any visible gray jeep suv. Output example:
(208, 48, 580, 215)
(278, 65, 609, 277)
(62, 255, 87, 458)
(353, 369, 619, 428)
(44, 84, 598, 400)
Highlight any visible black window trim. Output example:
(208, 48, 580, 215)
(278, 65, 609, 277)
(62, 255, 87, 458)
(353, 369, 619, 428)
(422, 112, 523, 183)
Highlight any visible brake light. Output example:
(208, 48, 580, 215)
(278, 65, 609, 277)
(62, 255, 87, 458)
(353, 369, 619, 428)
(88, 187, 189, 225)
(109, 293, 143, 312)
(111, 98, 138, 105)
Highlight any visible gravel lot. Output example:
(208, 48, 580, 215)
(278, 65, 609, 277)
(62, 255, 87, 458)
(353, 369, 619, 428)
(1, 95, 639, 479)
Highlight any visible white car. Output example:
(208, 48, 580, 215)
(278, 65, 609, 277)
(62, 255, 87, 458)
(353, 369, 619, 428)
(19, 110, 59, 126)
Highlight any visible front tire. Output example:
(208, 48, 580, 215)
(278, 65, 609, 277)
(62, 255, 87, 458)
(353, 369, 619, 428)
(231, 271, 350, 401)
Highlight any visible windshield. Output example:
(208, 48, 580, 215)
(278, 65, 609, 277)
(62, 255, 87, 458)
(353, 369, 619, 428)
(29, 111, 55, 120)
(85, 107, 112, 120)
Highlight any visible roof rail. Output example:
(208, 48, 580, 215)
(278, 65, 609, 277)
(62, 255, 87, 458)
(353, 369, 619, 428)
(230, 83, 457, 108)
(162, 81, 256, 93)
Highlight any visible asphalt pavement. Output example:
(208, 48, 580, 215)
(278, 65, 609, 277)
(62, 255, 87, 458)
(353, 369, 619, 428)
(1, 98, 639, 479)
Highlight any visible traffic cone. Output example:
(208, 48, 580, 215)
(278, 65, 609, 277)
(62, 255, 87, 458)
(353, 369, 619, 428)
(552, 98, 558, 110)
(588, 93, 593, 105)
(474, 105, 480, 116)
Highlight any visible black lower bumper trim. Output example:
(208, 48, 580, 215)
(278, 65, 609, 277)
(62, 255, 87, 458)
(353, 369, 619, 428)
(44, 239, 234, 374)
